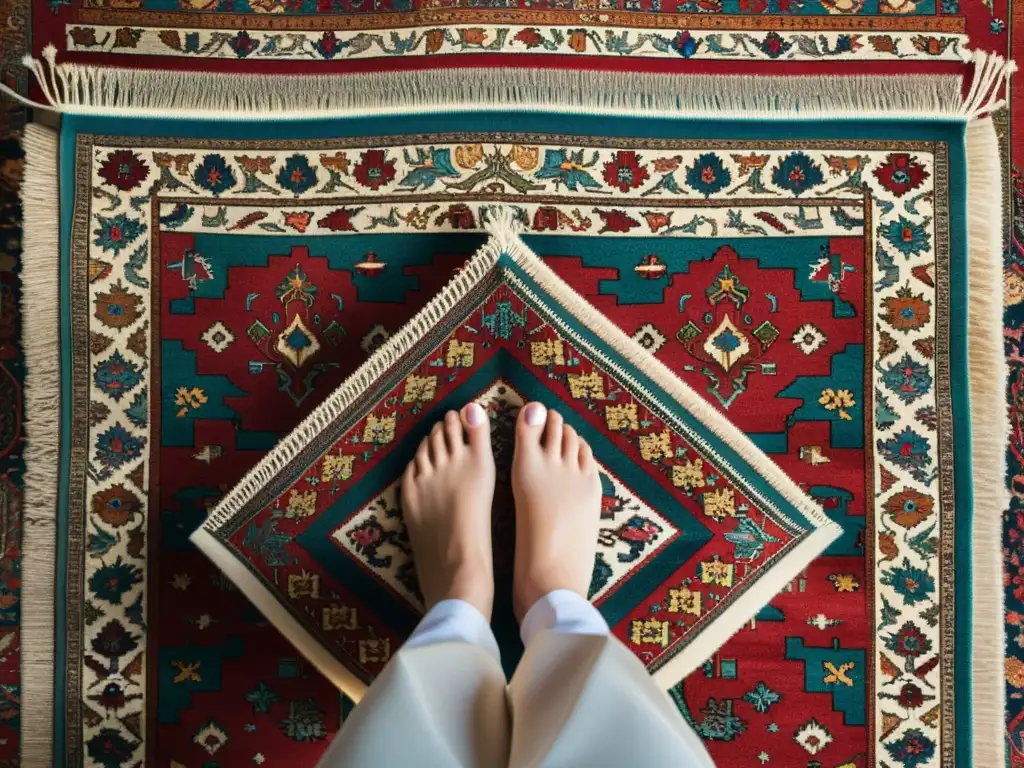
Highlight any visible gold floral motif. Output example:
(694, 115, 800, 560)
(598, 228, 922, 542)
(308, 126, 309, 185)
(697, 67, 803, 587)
(818, 388, 856, 421)
(702, 487, 736, 522)
(530, 340, 565, 366)
(446, 339, 474, 368)
(403, 374, 438, 404)
(567, 371, 605, 400)
(630, 618, 670, 648)
(285, 489, 318, 519)
(671, 459, 705, 491)
(454, 144, 484, 169)
(174, 386, 207, 417)
(605, 403, 639, 431)
(509, 145, 540, 171)
(359, 637, 392, 664)
(287, 570, 321, 600)
(667, 585, 702, 616)
(700, 558, 734, 587)
(322, 453, 355, 483)
(362, 414, 397, 444)
(322, 603, 358, 631)
(320, 152, 350, 173)
(638, 429, 672, 462)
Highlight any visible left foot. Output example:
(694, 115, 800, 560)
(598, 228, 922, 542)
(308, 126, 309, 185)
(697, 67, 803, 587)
(401, 404, 497, 619)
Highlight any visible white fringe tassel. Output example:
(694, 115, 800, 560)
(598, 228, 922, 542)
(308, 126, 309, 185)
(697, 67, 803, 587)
(19, 123, 59, 768)
(2, 42, 1009, 121)
(965, 117, 1009, 768)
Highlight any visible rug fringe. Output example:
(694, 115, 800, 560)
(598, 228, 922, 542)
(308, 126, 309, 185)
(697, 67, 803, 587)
(965, 117, 1008, 768)
(19, 123, 59, 768)
(0, 44, 992, 121)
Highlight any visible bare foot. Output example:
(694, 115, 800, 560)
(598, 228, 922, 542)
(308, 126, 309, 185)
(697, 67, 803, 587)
(401, 403, 496, 620)
(511, 402, 602, 623)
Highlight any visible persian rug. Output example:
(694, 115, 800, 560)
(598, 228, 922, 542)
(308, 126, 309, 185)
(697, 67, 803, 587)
(191, 210, 843, 699)
(23, 0, 1024, 765)
(10, 58, 1012, 766)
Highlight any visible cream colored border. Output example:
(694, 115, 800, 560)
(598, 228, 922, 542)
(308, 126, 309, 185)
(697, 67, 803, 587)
(965, 117, 1008, 768)
(192, 207, 841, 701)
(20, 123, 59, 767)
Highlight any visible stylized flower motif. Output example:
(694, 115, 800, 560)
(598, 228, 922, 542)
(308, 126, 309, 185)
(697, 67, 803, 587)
(885, 619, 932, 660)
(514, 27, 545, 48)
(883, 487, 934, 529)
(792, 323, 827, 355)
(696, 698, 746, 741)
(193, 720, 228, 755)
(772, 151, 824, 196)
(283, 211, 313, 233)
(317, 206, 362, 232)
(829, 572, 860, 592)
(95, 423, 145, 475)
(93, 351, 142, 401)
(92, 485, 142, 528)
(884, 728, 936, 768)
(285, 489, 318, 519)
(509, 144, 540, 171)
(639, 429, 672, 462)
(319, 151, 350, 174)
(880, 284, 931, 334)
(699, 556, 734, 586)
(671, 30, 701, 57)
(314, 30, 346, 58)
(362, 414, 397, 445)
(667, 584, 702, 616)
(286, 570, 321, 600)
(353, 149, 397, 190)
(758, 30, 793, 59)
(818, 388, 857, 420)
(878, 426, 931, 474)
(98, 149, 150, 192)
(402, 374, 438, 403)
(530, 340, 565, 367)
(794, 718, 832, 755)
(193, 154, 237, 195)
(568, 371, 606, 400)
(602, 151, 650, 193)
(742, 681, 781, 714)
(201, 320, 235, 353)
(277, 154, 319, 196)
(454, 143, 484, 169)
(87, 727, 139, 768)
(881, 556, 935, 605)
(445, 340, 474, 368)
(567, 28, 588, 52)
(424, 28, 446, 54)
(89, 556, 142, 605)
(632, 322, 666, 352)
(685, 153, 731, 197)
(536, 149, 602, 191)
(322, 453, 354, 484)
(322, 603, 358, 631)
(879, 215, 932, 257)
(605, 403, 639, 431)
(360, 323, 389, 353)
(69, 27, 101, 47)
(671, 459, 705, 491)
(228, 30, 258, 57)
(630, 618, 670, 647)
(91, 619, 140, 661)
(88, 680, 138, 715)
(873, 152, 930, 197)
(93, 212, 146, 256)
(702, 487, 736, 521)
(358, 637, 392, 664)
(880, 352, 932, 404)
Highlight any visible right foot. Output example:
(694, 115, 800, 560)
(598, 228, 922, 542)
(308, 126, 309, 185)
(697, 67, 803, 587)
(511, 402, 602, 623)
(401, 404, 496, 620)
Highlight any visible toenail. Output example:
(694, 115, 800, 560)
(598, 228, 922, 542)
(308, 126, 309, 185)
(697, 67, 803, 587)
(465, 403, 485, 426)
(524, 402, 546, 425)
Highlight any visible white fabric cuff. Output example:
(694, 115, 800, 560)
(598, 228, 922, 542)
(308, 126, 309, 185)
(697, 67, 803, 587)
(404, 599, 501, 661)
(520, 589, 609, 647)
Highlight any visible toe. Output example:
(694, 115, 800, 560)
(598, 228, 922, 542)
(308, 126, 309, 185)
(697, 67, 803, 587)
(443, 410, 464, 452)
(544, 409, 564, 454)
(578, 440, 594, 471)
(429, 421, 447, 464)
(516, 402, 547, 447)
(460, 402, 491, 453)
(415, 436, 432, 476)
(562, 424, 580, 461)
(401, 461, 417, 504)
